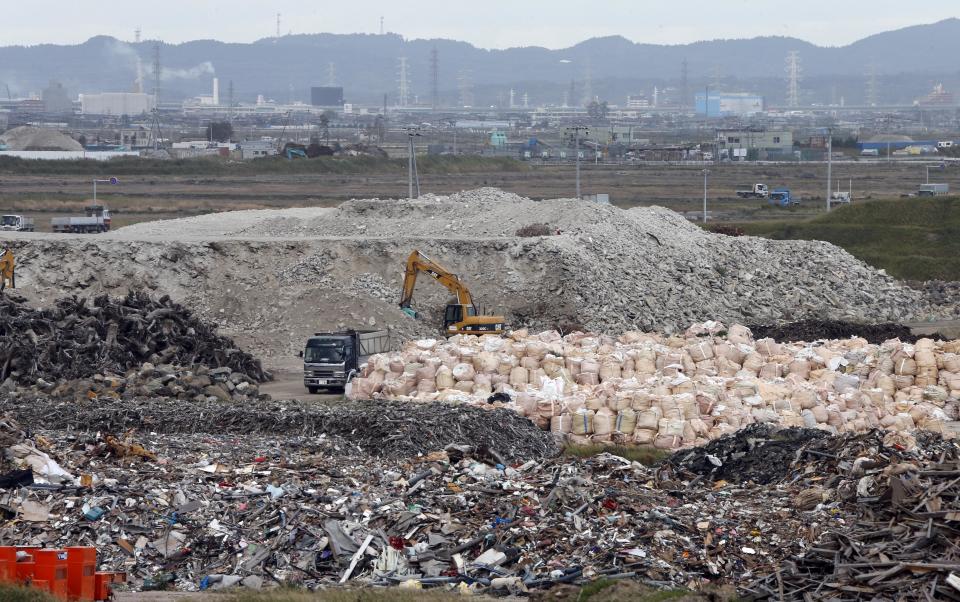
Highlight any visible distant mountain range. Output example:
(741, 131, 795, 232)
(2, 19, 959, 108)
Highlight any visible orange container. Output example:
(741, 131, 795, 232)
(33, 549, 69, 598)
(0, 546, 16, 583)
(93, 571, 125, 601)
(67, 547, 97, 601)
(15, 554, 35, 584)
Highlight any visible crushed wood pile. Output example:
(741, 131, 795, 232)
(748, 319, 942, 345)
(0, 292, 269, 385)
(350, 323, 960, 449)
(0, 397, 558, 461)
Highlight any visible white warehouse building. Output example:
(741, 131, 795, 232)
(80, 92, 155, 116)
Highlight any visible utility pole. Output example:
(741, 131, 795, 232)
(702, 169, 710, 222)
(571, 125, 588, 198)
(825, 128, 833, 212)
(405, 127, 421, 200)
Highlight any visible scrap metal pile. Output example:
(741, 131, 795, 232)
(350, 324, 960, 449)
(0, 292, 269, 385)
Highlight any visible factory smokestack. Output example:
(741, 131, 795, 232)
(212, 77, 220, 105)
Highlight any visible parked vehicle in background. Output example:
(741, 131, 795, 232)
(831, 191, 852, 204)
(301, 330, 391, 393)
(860, 148, 880, 157)
(918, 183, 949, 197)
(0, 215, 34, 232)
(769, 188, 797, 206)
(736, 183, 769, 198)
(50, 205, 112, 233)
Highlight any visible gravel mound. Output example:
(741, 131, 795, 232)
(7, 189, 957, 360)
(0, 126, 83, 151)
(0, 397, 560, 461)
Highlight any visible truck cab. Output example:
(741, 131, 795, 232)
(0, 215, 34, 232)
(302, 330, 391, 393)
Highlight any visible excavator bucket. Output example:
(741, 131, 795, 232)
(401, 307, 417, 319)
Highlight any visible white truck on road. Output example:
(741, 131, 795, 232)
(50, 205, 112, 233)
(736, 183, 769, 199)
(0, 215, 35, 232)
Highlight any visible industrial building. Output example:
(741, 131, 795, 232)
(311, 87, 344, 107)
(695, 92, 764, 116)
(716, 128, 793, 159)
(240, 140, 279, 160)
(80, 92, 155, 116)
(41, 81, 72, 113)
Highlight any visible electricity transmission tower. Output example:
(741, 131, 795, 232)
(430, 47, 439, 110)
(786, 51, 802, 107)
(397, 57, 411, 107)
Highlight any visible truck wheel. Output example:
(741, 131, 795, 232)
(307, 386, 319, 394)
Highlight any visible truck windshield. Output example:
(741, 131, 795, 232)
(0, 216, 16, 226)
(305, 341, 345, 363)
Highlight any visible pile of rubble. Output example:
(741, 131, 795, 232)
(1, 411, 956, 599)
(1, 362, 266, 405)
(350, 323, 960, 449)
(0, 416, 817, 595)
(0, 292, 269, 386)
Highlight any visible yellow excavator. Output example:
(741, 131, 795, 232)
(400, 250, 505, 336)
(0, 248, 13, 294)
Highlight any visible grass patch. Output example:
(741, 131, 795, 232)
(730, 197, 960, 281)
(564, 444, 670, 465)
(577, 578, 618, 600)
(0, 584, 58, 602)
(0, 154, 528, 177)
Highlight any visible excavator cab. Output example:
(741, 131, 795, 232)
(443, 304, 475, 327)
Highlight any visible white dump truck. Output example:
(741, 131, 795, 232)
(50, 205, 112, 233)
(0, 215, 35, 232)
(736, 183, 769, 199)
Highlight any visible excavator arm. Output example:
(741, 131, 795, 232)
(0, 248, 14, 292)
(399, 250, 475, 310)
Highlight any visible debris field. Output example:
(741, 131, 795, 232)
(2, 190, 960, 600)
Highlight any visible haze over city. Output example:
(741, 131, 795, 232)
(3, 0, 960, 47)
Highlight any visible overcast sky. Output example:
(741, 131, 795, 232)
(4, 0, 958, 48)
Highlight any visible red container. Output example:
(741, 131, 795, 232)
(0, 546, 16, 583)
(93, 571, 125, 601)
(67, 546, 97, 601)
(33, 549, 69, 598)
